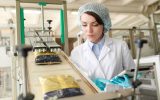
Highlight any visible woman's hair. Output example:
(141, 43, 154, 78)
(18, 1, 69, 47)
(78, 2, 111, 32)
(84, 11, 104, 25)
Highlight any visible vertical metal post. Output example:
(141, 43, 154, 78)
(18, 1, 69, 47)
(129, 29, 136, 59)
(17, 46, 34, 100)
(133, 48, 141, 82)
(62, 1, 69, 55)
(148, 21, 156, 54)
(153, 62, 160, 100)
(149, 14, 160, 54)
(16, 0, 21, 46)
(152, 14, 160, 53)
(21, 57, 29, 96)
(132, 40, 141, 100)
(20, 8, 25, 45)
(10, 29, 17, 100)
(41, 5, 45, 34)
(14, 0, 22, 99)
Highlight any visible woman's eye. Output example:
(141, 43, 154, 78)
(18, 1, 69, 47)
(82, 24, 87, 27)
(93, 24, 99, 26)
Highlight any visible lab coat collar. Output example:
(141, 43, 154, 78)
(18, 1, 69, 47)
(83, 40, 106, 79)
(87, 35, 105, 50)
(82, 36, 113, 79)
(83, 35, 113, 61)
(99, 36, 112, 61)
(84, 39, 98, 59)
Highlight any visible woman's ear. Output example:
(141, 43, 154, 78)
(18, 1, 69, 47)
(103, 26, 105, 33)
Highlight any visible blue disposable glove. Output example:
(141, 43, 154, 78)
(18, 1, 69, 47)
(93, 78, 107, 91)
(110, 74, 132, 88)
(93, 74, 132, 91)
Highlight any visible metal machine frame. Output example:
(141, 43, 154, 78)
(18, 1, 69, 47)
(137, 55, 160, 100)
(15, 0, 69, 54)
(14, 0, 69, 99)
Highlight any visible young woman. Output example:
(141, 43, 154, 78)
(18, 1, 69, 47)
(70, 2, 135, 91)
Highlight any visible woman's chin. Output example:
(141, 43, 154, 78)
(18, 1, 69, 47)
(90, 40, 97, 43)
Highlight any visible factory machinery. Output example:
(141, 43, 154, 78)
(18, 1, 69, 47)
(15, 44, 160, 100)
(12, 0, 160, 100)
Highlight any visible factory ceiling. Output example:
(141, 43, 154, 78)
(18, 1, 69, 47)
(0, 0, 159, 37)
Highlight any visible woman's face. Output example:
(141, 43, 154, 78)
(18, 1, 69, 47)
(80, 13, 104, 43)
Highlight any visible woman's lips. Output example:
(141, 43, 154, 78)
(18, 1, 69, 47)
(88, 35, 94, 37)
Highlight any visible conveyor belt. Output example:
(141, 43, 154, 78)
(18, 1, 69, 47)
(27, 51, 98, 100)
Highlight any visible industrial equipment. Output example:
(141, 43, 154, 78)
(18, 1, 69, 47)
(13, 0, 160, 100)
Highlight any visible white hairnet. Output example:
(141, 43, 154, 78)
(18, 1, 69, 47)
(78, 2, 112, 33)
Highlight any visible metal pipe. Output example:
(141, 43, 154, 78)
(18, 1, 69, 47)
(110, 28, 153, 31)
(133, 48, 141, 82)
(129, 30, 136, 59)
(10, 29, 17, 100)
(62, 1, 69, 55)
(41, 5, 45, 34)
(15, 0, 21, 46)
(132, 45, 141, 100)
(21, 57, 27, 96)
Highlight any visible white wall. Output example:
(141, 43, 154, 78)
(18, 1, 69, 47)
(0, 46, 11, 67)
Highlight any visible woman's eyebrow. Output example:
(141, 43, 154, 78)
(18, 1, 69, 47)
(81, 20, 97, 23)
(92, 21, 98, 23)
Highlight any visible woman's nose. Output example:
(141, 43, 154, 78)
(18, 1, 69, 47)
(87, 25, 93, 33)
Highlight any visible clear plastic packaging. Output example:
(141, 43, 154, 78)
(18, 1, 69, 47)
(39, 75, 84, 100)
(34, 52, 62, 65)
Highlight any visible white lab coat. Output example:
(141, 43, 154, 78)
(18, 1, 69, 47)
(70, 35, 135, 81)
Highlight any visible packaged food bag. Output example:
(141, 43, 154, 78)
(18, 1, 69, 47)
(39, 75, 84, 100)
